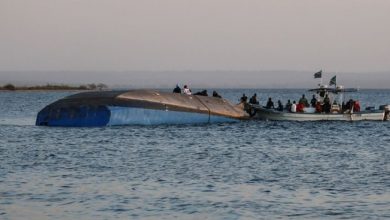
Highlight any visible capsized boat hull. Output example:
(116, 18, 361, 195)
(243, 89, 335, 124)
(36, 90, 248, 127)
(252, 106, 388, 121)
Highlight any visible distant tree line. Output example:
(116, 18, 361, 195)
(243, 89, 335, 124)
(0, 83, 108, 91)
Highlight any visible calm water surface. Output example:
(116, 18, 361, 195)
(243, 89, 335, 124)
(0, 89, 389, 219)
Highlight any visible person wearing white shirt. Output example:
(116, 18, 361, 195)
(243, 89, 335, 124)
(291, 101, 297, 113)
(183, 85, 191, 95)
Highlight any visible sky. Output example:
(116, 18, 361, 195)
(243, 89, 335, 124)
(0, 0, 389, 87)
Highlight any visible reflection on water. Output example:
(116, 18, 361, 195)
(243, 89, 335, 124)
(0, 90, 389, 219)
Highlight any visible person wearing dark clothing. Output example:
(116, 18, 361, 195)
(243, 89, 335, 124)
(310, 95, 317, 108)
(319, 90, 326, 98)
(212, 91, 222, 98)
(266, 97, 274, 109)
(299, 94, 310, 107)
(173, 84, 181, 93)
(346, 99, 354, 111)
(324, 94, 330, 106)
(240, 94, 248, 103)
(322, 94, 331, 113)
(323, 103, 331, 113)
(249, 93, 259, 105)
(276, 100, 283, 111)
(285, 99, 292, 112)
(194, 90, 208, 96)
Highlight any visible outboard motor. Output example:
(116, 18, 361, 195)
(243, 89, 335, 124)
(380, 105, 390, 121)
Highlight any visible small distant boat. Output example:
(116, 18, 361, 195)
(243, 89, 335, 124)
(36, 90, 249, 127)
(249, 74, 390, 121)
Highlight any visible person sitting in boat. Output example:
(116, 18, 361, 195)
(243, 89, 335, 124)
(249, 93, 259, 105)
(291, 101, 297, 113)
(323, 103, 331, 113)
(342, 101, 346, 112)
(266, 97, 274, 109)
(315, 101, 322, 113)
(212, 91, 222, 98)
(354, 100, 361, 112)
(173, 84, 181, 93)
(345, 99, 354, 113)
(285, 100, 292, 112)
(324, 94, 330, 106)
(276, 100, 283, 111)
(183, 85, 192, 95)
(310, 95, 317, 108)
(319, 90, 326, 98)
(240, 94, 248, 103)
(331, 100, 341, 113)
(323, 96, 331, 113)
(299, 94, 310, 107)
(194, 90, 208, 96)
(296, 102, 305, 113)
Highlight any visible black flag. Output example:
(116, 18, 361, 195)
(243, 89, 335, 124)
(329, 75, 337, 86)
(314, 70, 322, 79)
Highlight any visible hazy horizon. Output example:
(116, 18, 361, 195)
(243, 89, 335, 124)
(1, 70, 389, 89)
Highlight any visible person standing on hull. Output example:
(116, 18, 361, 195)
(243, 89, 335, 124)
(183, 85, 192, 95)
(240, 94, 248, 103)
(173, 84, 181, 93)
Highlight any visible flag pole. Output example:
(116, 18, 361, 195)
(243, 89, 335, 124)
(317, 70, 323, 86)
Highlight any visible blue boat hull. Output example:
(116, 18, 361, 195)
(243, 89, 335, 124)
(108, 106, 237, 125)
(36, 106, 237, 126)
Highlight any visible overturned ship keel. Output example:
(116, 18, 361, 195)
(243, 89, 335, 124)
(36, 90, 249, 127)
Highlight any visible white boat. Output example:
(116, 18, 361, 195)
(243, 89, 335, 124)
(249, 76, 390, 121)
(252, 105, 388, 121)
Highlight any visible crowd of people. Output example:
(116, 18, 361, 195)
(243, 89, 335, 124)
(172, 86, 361, 114)
(241, 93, 360, 114)
(172, 84, 222, 98)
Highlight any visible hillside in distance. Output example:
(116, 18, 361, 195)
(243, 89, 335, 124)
(0, 70, 389, 89)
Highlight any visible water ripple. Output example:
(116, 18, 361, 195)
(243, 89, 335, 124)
(0, 90, 389, 219)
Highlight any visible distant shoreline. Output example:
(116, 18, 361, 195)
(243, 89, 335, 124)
(0, 89, 91, 92)
(0, 83, 108, 91)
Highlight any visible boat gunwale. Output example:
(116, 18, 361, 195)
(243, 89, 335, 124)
(249, 104, 386, 121)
